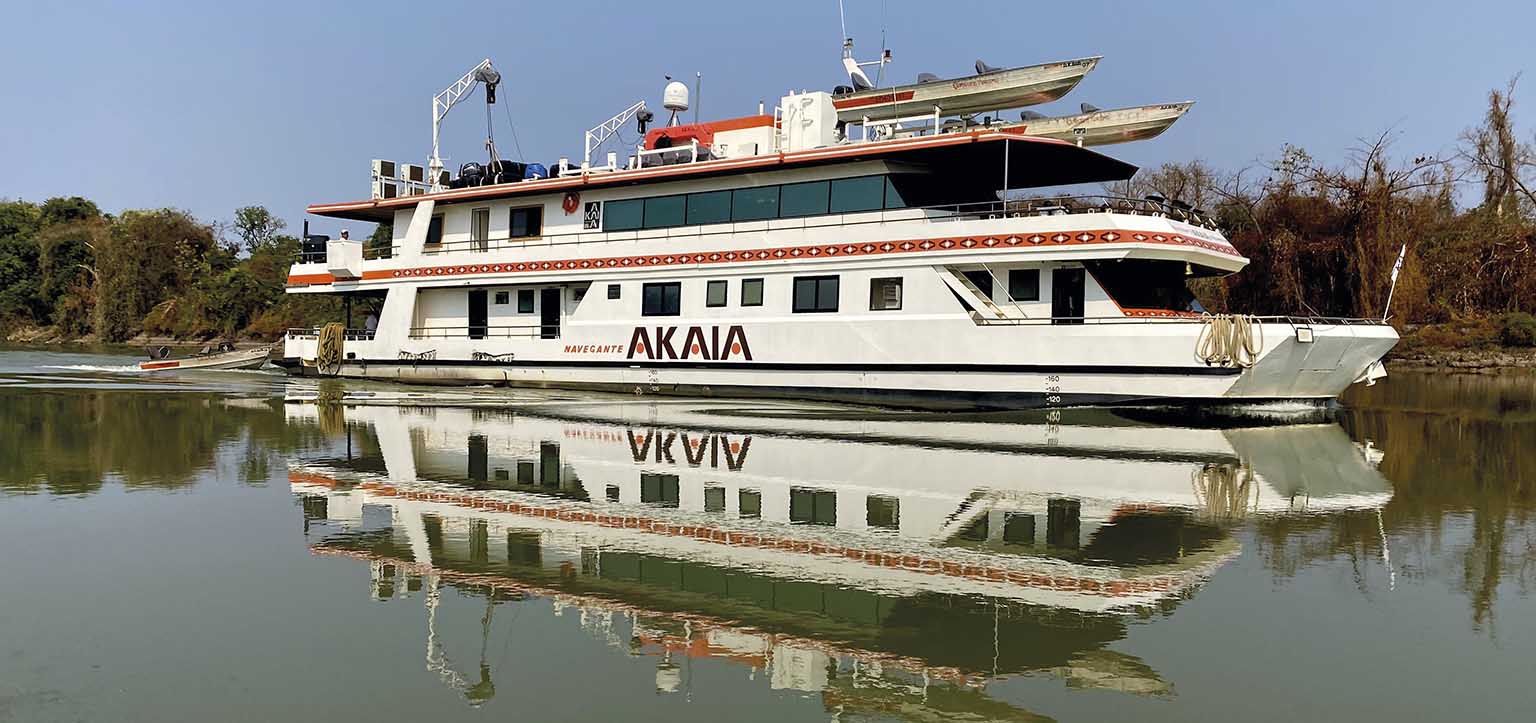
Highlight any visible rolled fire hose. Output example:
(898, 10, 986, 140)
(316, 323, 346, 376)
(1195, 313, 1262, 368)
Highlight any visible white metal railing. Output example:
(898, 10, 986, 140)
(970, 315, 1389, 327)
(408, 324, 556, 340)
(354, 195, 1223, 261)
(286, 327, 377, 341)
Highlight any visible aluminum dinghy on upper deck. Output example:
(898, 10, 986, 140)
(1009, 102, 1195, 147)
(832, 56, 1101, 122)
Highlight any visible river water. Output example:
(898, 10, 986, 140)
(1, 348, 1532, 722)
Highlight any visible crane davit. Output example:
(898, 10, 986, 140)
(429, 59, 502, 191)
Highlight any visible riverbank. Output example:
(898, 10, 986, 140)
(4, 325, 273, 348)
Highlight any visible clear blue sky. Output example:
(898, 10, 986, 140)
(2, 0, 1532, 236)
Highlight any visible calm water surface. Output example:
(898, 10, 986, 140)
(1, 348, 1533, 722)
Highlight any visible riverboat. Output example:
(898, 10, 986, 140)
(278, 48, 1396, 410)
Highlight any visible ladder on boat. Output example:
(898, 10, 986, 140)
(939, 266, 1029, 321)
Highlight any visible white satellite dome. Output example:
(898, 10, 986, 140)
(662, 80, 690, 112)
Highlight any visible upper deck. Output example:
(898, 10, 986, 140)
(308, 129, 1137, 223)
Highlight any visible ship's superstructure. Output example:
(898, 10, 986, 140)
(280, 44, 1396, 409)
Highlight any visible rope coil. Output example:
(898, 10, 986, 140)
(1195, 313, 1263, 368)
(316, 323, 345, 376)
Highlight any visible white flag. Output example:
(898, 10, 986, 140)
(1390, 244, 1406, 283)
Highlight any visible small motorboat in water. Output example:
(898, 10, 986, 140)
(139, 342, 273, 371)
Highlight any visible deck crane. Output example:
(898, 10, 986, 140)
(429, 58, 502, 191)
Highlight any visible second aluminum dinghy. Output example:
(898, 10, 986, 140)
(832, 56, 1101, 122)
(1009, 102, 1195, 146)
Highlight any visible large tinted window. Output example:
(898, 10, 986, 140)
(643, 196, 685, 229)
(883, 176, 909, 208)
(686, 190, 732, 225)
(830, 176, 885, 213)
(780, 181, 830, 217)
(1008, 269, 1040, 301)
(792, 276, 839, 313)
(642, 282, 681, 316)
(732, 186, 779, 221)
(509, 206, 542, 237)
(426, 214, 444, 245)
(606, 199, 643, 231)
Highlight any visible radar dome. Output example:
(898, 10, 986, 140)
(663, 80, 690, 112)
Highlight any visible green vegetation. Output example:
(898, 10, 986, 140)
(1125, 80, 1536, 331)
(0, 201, 341, 342)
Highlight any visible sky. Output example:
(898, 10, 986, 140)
(2, 0, 1533, 237)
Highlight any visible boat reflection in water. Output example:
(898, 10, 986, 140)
(288, 397, 1392, 718)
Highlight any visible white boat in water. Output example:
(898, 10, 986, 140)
(139, 343, 272, 371)
(1010, 101, 1195, 147)
(832, 56, 1101, 123)
(277, 48, 1395, 410)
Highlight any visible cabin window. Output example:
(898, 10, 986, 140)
(792, 275, 839, 313)
(789, 487, 837, 526)
(704, 487, 726, 512)
(686, 190, 732, 225)
(509, 206, 542, 238)
(705, 280, 728, 307)
(605, 485, 620, 502)
(883, 176, 909, 208)
(517, 289, 535, 313)
(1086, 260, 1203, 312)
(573, 286, 587, 302)
(494, 291, 510, 305)
(739, 489, 762, 518)
(640, 473, 680, 507)
(830, 176, 885, 213)
(642, 195, 686, 229)
(867, 496, 900, 530)
(605, 199, 644, 231)
(741, 278, 764, 306)
(471, 208, 490, 250)
(780, 181, 830, 218)
(641, 282, 681, 316)
(425, 214, 444, 246)
(607, 283, 621, 300)
(1008, 269, 1040, 301)
(732, 186, 779, 221)
(869, 277, 903, 310)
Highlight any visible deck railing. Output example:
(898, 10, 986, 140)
(407, 324, 558, 340)
(348, 194, 1224, 261)
(970, 314, 1389, 327)
(285, 327, 377, 341)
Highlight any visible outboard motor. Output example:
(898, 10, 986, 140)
(458, 161, 485, 186)
(488, 160, 526, 184)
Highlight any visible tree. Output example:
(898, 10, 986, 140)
(233, 206, 287, 255)
(0, 200, 43, 327)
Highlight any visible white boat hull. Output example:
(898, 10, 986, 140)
(281, 321, 1396, 410)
